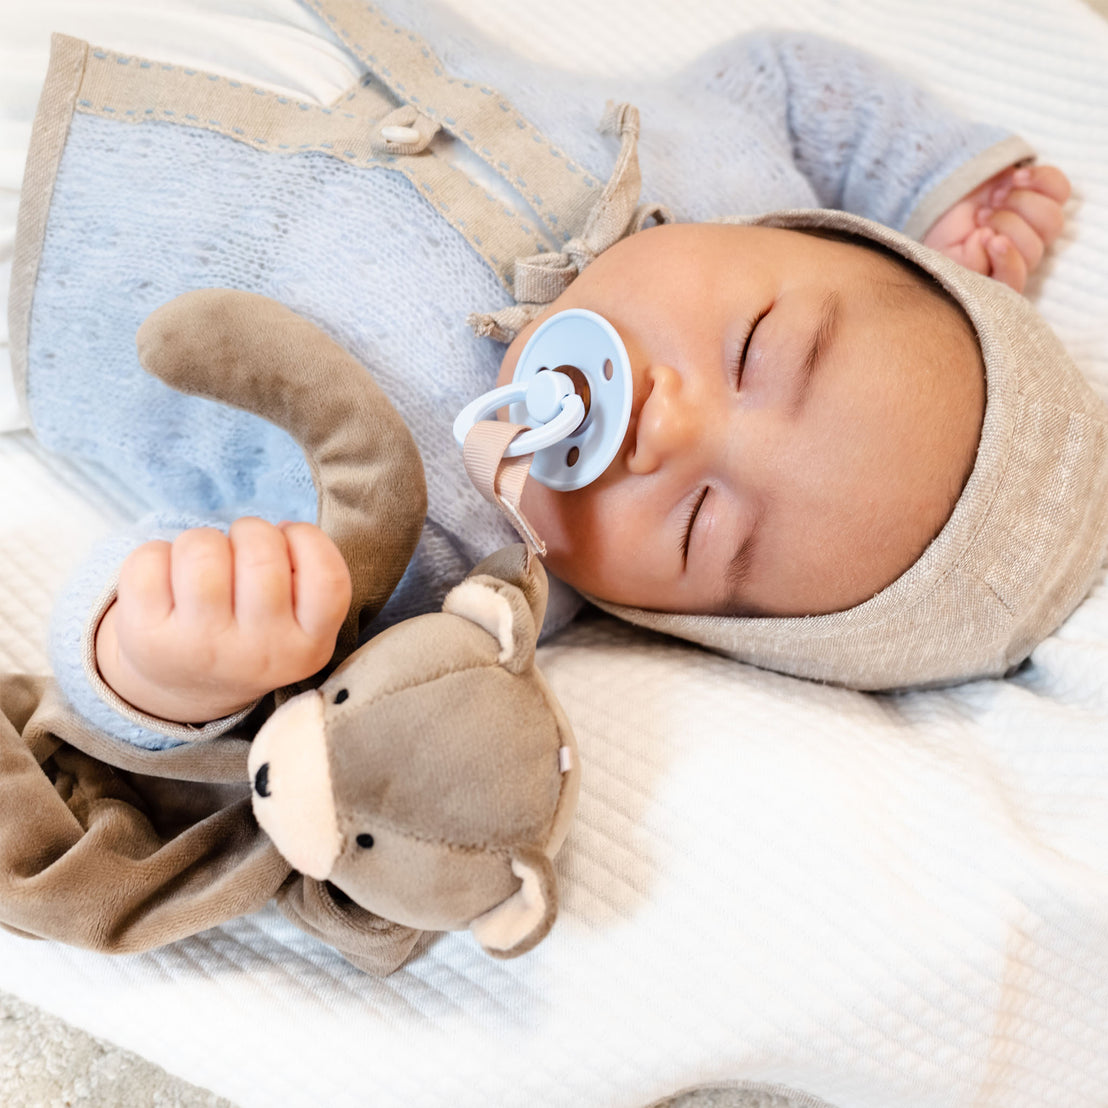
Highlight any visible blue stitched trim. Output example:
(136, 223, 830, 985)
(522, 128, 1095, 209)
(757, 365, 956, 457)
(301, 0, 596, 237)
(81, 15, 555, 284)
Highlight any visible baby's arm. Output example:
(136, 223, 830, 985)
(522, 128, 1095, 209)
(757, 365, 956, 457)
(921, 164, 1071, 292)
(95, 518, 351, 725)
(692, 33, 1037, 250)
(51, 514, 350, 748)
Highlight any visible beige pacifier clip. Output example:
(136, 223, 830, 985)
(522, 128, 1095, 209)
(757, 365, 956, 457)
(463, 420, 547, 562)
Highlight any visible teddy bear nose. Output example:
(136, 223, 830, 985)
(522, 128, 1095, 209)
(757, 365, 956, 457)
(254, 762, 271, 798)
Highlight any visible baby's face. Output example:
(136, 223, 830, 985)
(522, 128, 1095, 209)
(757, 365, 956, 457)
(496, 223, 984, 617)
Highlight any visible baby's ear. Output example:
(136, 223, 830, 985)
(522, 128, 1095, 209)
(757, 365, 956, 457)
(442, 573, 537, 674)
(468, 846, 558, 959)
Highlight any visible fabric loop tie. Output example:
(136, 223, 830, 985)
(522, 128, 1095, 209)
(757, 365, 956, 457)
(512, 251, 579, 304)
(466, 305, 542, 344)
(371, 104, 441, 155)
(469, 100, 664, 343)
(633, 201, 674, 232)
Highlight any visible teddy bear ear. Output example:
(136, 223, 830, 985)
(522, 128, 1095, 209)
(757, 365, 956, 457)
(442, 575, 538, 675)
(468, 846, 558, 959)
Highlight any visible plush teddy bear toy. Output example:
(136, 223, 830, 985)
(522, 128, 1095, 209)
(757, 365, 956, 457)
(0, 289, 579, 976)
(248, 545, 578, 961)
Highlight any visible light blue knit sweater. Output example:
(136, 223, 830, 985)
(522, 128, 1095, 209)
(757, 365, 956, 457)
(26, 2, 1020, 748)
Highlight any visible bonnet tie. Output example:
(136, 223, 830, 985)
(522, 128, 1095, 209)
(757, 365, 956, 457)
(468, 102, 671, 344)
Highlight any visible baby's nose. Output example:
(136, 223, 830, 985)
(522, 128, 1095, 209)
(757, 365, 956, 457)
(626, 365, 701, 475)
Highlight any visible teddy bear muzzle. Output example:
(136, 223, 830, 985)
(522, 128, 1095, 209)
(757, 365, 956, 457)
(248, 689, 343, 881)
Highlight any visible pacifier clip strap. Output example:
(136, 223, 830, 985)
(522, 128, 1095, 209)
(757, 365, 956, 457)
(463, 421, 547, 561)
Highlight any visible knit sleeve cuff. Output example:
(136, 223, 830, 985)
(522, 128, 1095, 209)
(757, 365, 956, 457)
(82, 579, 259, 744)
(903, 135, 1036, 242)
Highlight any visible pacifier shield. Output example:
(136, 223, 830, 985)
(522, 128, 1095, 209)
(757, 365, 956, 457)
(508, 308, 632, 490)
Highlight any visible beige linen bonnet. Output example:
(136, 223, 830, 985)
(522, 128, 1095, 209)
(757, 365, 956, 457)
(592, 208, 1108, 690)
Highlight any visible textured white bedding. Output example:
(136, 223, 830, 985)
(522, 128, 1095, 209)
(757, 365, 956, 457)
(2, 2, 1108, 1107)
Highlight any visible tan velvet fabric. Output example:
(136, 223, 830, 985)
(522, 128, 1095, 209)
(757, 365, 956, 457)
(0, 289, 576, 975)
(0, 672, 427, 976)
(136, 290, 427, 660)
(0, 289, 439, 974)
(0, 674, 287, 952)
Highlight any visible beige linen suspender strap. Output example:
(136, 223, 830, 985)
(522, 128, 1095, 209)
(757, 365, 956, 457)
(19, 32, 560, 297)
(299, 0, 603, 247)
(463, 420, 546, 560)
(13, 5, 660, 556)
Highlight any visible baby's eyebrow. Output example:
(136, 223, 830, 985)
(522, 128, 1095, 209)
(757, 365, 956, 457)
(795, 290, 841, 411)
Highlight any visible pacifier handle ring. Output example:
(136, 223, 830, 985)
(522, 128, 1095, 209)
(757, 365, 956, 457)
(453, 380, 586, 457)
(453, 382, 525, 447)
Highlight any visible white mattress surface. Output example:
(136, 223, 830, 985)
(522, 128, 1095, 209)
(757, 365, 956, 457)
(2, 2, 1108, 1107)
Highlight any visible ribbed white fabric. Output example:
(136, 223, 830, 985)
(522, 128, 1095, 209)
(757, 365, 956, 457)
(1, 1, 1108, 1107)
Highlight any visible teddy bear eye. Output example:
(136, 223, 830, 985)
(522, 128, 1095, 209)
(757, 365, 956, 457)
(356, 833, 374, 849)
(334, 688, 349, 704)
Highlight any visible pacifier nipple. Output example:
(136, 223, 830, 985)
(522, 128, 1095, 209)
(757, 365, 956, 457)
(453, 309, 633, 491)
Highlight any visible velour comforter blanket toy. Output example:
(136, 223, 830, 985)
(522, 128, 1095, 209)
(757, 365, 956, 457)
(0, 288, 579, 975)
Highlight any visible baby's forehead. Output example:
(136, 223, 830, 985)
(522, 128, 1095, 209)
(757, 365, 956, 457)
(767, 223, 978, 320)
(629, 219, 915, 272)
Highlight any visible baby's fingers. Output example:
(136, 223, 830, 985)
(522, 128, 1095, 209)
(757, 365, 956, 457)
(229, 516, 297, 629)
(171, 527, 234, 627)
(955, 226, 993, 275)
(997, 187, 1065, 247)
(986, 233, 1028, 293)
(116, 540, 174, 627)
(281, 522, 352, 642)
(1012, 164, 1071, 205)
(986, 209, 1044, 272)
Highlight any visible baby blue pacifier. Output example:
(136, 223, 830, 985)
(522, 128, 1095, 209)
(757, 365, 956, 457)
(453, 308, 633, 490)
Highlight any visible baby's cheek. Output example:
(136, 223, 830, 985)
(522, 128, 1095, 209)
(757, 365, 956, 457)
(521, 481, 575, 563)
(544, 487, 672, 612)
(520, 480, 623, 597)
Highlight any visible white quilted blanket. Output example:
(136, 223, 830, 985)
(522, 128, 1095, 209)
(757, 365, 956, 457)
(2, 2, 1107, 1107)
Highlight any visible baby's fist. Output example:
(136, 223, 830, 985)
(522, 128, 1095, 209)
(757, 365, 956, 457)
(96, 518, 352, 725)
(922, 164, 1071, 293)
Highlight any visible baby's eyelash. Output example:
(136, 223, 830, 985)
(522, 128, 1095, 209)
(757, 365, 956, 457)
(680, 486, 710, 567)
(731, 307, 770, 388)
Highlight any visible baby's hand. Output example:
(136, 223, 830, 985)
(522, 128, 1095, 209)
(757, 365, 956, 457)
(921, 164, 1071, 293)
(95, 518, 352, 725)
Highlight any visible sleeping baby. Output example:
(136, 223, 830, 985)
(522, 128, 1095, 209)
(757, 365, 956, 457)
(19, 5, 1105, 745)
